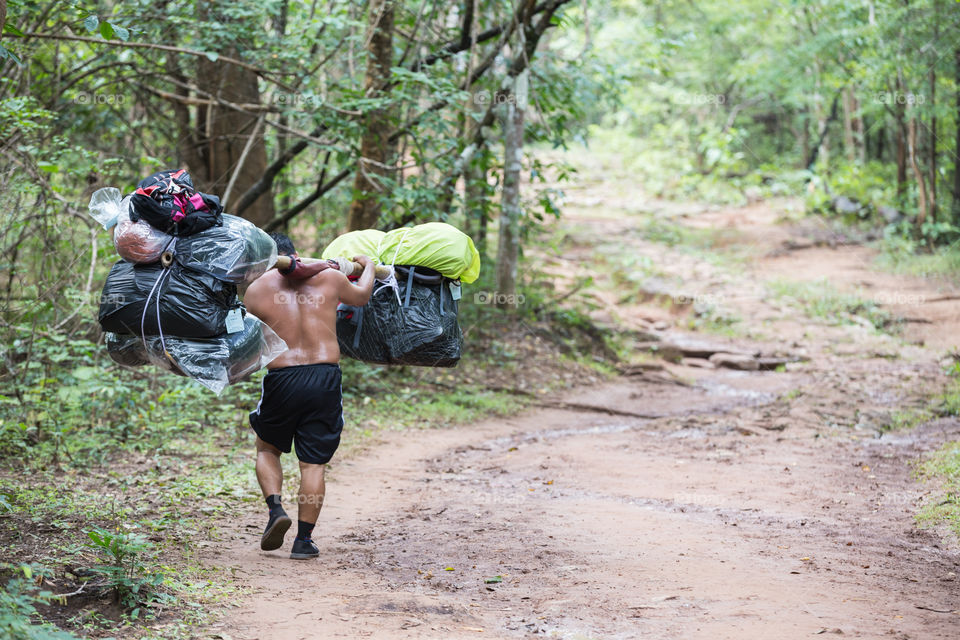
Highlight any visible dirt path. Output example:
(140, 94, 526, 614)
(206, 165, 960, 639)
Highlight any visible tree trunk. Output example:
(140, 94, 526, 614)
(853, 98, 865, 163)
(806, 92, 839, 170)
(954, 47, 960, 217)
(928, 45, 937, 222)
(844, 87, 865, 163)
(875, 121, 885, 161)
(465, 154, 488, 255)
(464, 45, 488, 254)
(791, 109, 809, 168)
(495, 80, 525, 309)
(194, 55, 275, 226)
(908, 116, 929, 226)
(810, 62, 830, 170)
(274, 0, 291, 222)
(347, 0, 395, 231)
(189, 2, 275, 226)
(842, 86, 855, 162)
(0, 1, 7, 41)
(895, 73, 908, 199)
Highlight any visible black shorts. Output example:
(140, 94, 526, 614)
(249, 363, 344, 464)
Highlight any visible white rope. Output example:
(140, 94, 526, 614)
(139, 238, 176, 365)
(390, 227, 413, 268)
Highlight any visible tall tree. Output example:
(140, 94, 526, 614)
(194, 55, 275, 225)
(953, 46, 960, 217)
(348, 0, 396, 231)
(495, 71, 527, 308)
(189, 2, 274, 226)
(927, 0, 939, 222)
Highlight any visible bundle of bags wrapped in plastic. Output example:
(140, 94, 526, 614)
(89, 170, 286, 393)
(322, 223, 480, 367)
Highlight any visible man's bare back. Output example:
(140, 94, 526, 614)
(244, 256, 375, 368)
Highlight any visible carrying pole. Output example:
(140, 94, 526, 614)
(273, 255, 392, 280)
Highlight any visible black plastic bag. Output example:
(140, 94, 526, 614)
(337, 266, 462, 367)
(98, 260, 239, 338)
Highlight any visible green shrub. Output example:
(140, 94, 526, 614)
(0, 565, 78, 640)
(85, 528, 167, 615)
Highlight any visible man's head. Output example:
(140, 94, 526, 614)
(270, 232, 296, 259)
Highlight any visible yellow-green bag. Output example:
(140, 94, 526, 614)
(377, 223, 481, 283)
(321, 229, 386, 261)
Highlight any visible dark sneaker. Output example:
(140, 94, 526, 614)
(290, 537, 319, 560)
(260, 511, 292, 551)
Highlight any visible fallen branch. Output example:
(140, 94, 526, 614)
(535, 401, 660, 419)
(915, 605, 958, 614)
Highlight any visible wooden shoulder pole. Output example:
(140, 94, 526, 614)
(273, 255, 392, 279)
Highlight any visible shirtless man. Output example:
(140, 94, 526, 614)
(243, 232, 375, 559)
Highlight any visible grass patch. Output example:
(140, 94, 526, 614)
(639, 218, 731, 250)
(877, 236, 960, 281)
(910, 374, 960, 539)
(937, 376, 960, 417)
(915, 441, 960, 537)
(881, 408, 935, 433)
(766, 278, 895, 332)
(684, 304, 743, 337)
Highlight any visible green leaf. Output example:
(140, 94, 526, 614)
(36, 161, 58, 173)
(484, 575, 503, 584)
(112, 24, 130, 42)
(3, 21, 25, 37)
(72, 366, 98, 381)
(99, 21, 115, 40)
(22, 565, 33, 580)
(0, 44, 22, 67)
(204, 51, 219, 62)
(83, 15, 100, 32)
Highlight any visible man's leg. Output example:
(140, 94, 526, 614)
(256, 436, 292, 550)
(298, 462, 326, 524)
(290, 462, 325, 559)
(255, 436, 284, 497)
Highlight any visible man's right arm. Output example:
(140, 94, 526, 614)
(337, 255, 376, 306)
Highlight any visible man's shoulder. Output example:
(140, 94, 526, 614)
(246, 270, 282, 294)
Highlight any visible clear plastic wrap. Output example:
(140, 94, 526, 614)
(114, 197, 173, 264)
(337, 266, 461, 367)
(105, 332, 155, 368)
(88, 187, 127, 230)
(174, 214, 278, 283)
(104, 313, 288, 394)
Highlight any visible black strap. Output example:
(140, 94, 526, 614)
(352, 306, 363, 349)
(404, 266, 415, 307)
(438, 279, 445, 317)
